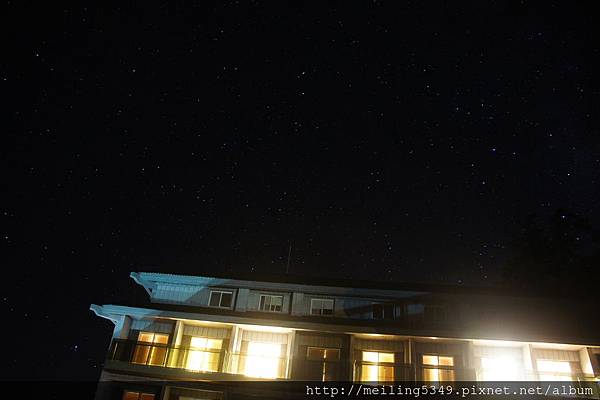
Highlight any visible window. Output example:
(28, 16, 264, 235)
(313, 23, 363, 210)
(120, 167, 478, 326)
(307, 347, 341, 360)
(132, 332, 169, 366)
(372, 303, 394, 320)
(243, 342, 283, 378)
(208, 290, 233, 308)
(536, 360, 573, 381)
(307, 347, 341, 381)
(310, 298, 334, 316)
(422, 355, 455, 382)
(122, 391, 155, 400)
(186, 337, 223, 372)
(480, 356, 521, 381)
(259, 294, 284, 312)
(360, 351, 395, 382)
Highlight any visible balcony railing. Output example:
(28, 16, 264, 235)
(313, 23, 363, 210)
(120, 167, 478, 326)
(109, 339, 226, 372)
(107, 340, 595, 384)
(108, 339, 288, 379)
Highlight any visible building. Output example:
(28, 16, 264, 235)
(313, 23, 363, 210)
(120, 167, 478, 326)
(90, 272, 600, 399)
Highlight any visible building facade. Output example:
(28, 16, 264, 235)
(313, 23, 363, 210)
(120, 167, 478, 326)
(91, 272, 600, 399)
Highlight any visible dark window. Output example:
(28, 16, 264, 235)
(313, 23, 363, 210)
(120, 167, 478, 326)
(373, 303, 394, 319)
(259, 294, 283, 312)
(209, 291, 233, 308)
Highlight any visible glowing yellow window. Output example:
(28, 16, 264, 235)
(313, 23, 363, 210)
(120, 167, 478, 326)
(422, 355, 455, 382)
(361, 351, 395, 382)
(132, 332, 169, 366)
(186, 337, 223, 372)
(243, 342, 283, 379)
(480, 356, 520, 381)
(537, 360, 572, 381)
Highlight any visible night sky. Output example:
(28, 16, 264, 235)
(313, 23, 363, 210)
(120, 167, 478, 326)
(3, 2, 599, 381)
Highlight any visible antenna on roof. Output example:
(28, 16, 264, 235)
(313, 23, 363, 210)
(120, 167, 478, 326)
(285, 242, 292, 274)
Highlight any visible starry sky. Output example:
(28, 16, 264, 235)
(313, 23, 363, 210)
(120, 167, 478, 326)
(3, 1, 599, 381)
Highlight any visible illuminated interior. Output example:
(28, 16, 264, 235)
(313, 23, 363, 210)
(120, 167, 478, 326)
(132, 332, 169, 366)
(480, 356, 520, 380)
(185, 337, 223, 372)
(537, 360, 573, 381)
(360, 351, 395, 382)
(243, 342, 283, 378)
(422, 355, 455, 382)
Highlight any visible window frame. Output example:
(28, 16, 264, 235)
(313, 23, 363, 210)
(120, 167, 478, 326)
(372, 303, 395, 320)
(258, 294, 284, 312)
(310, 298, 335, 316)
(421, 354, 456, 382)
(122, 391, 155, 400)
(306, 346, 341, 361)
(208, 290, 234, 309)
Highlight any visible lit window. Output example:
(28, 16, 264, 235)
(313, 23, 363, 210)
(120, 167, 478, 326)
(132, 332, 169, 366)
(480, 356, 520, 381)
(208, 291, 233, 308)
(537, 360, 573, 381)
(372, 303, 394, 319)
(186, 337, 223, 372)
(360, 351, 395, 382)
(243, 342, 283, 378)
(422, 355, 455, 382)
(310, 298, 334, 315)
(122, 391, 155, 400)
(259, 294, 284, 312)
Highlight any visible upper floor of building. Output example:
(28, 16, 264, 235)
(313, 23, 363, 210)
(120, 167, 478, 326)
(127, 271, 599, 346)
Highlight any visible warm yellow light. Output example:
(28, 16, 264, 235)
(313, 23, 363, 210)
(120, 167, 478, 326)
(244, 342, 282, 378)
(186, 337, 222, 372)
(537, 360, 572, 381)
(361, 351, 395, 382)
(481, 356, 519, 380)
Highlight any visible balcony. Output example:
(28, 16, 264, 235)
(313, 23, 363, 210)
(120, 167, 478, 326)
(107, 339, 289, 380)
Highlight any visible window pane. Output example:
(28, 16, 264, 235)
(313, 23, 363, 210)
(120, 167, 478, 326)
(206, 338, 222, 350)
(148, 347, 167, 366)
(379, 352, 394, 363)
(312, 299, 323, 310)
(138, 333, 154, 343)
(381, 366, 394, 381)
(272, 296, 283, 306)
(220, 292, 232, 307)
(423, 368, 439, 381)
(361, 364, 379, 381)
(260, 296, 267, 309)
(307, 347, 326, 360)
(123, 391, 140, 400)
(422, 355, 438, 366)
(373, 304, 383, 319)
(383, 304, 394, 319)
(440, 369, 455, 381)
(439, 356, 454, 366)
(140, 394, 155, 400)
(209, 292, 221, 307)
(153, 334, 169, 344)
(363, 351, 379, 363)
(537, 360, 571, 373)
(324, 349, 340, 360)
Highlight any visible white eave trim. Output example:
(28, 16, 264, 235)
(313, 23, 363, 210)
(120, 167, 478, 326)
(131, 271, 428, 299)
(90, 304, 120, 325)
